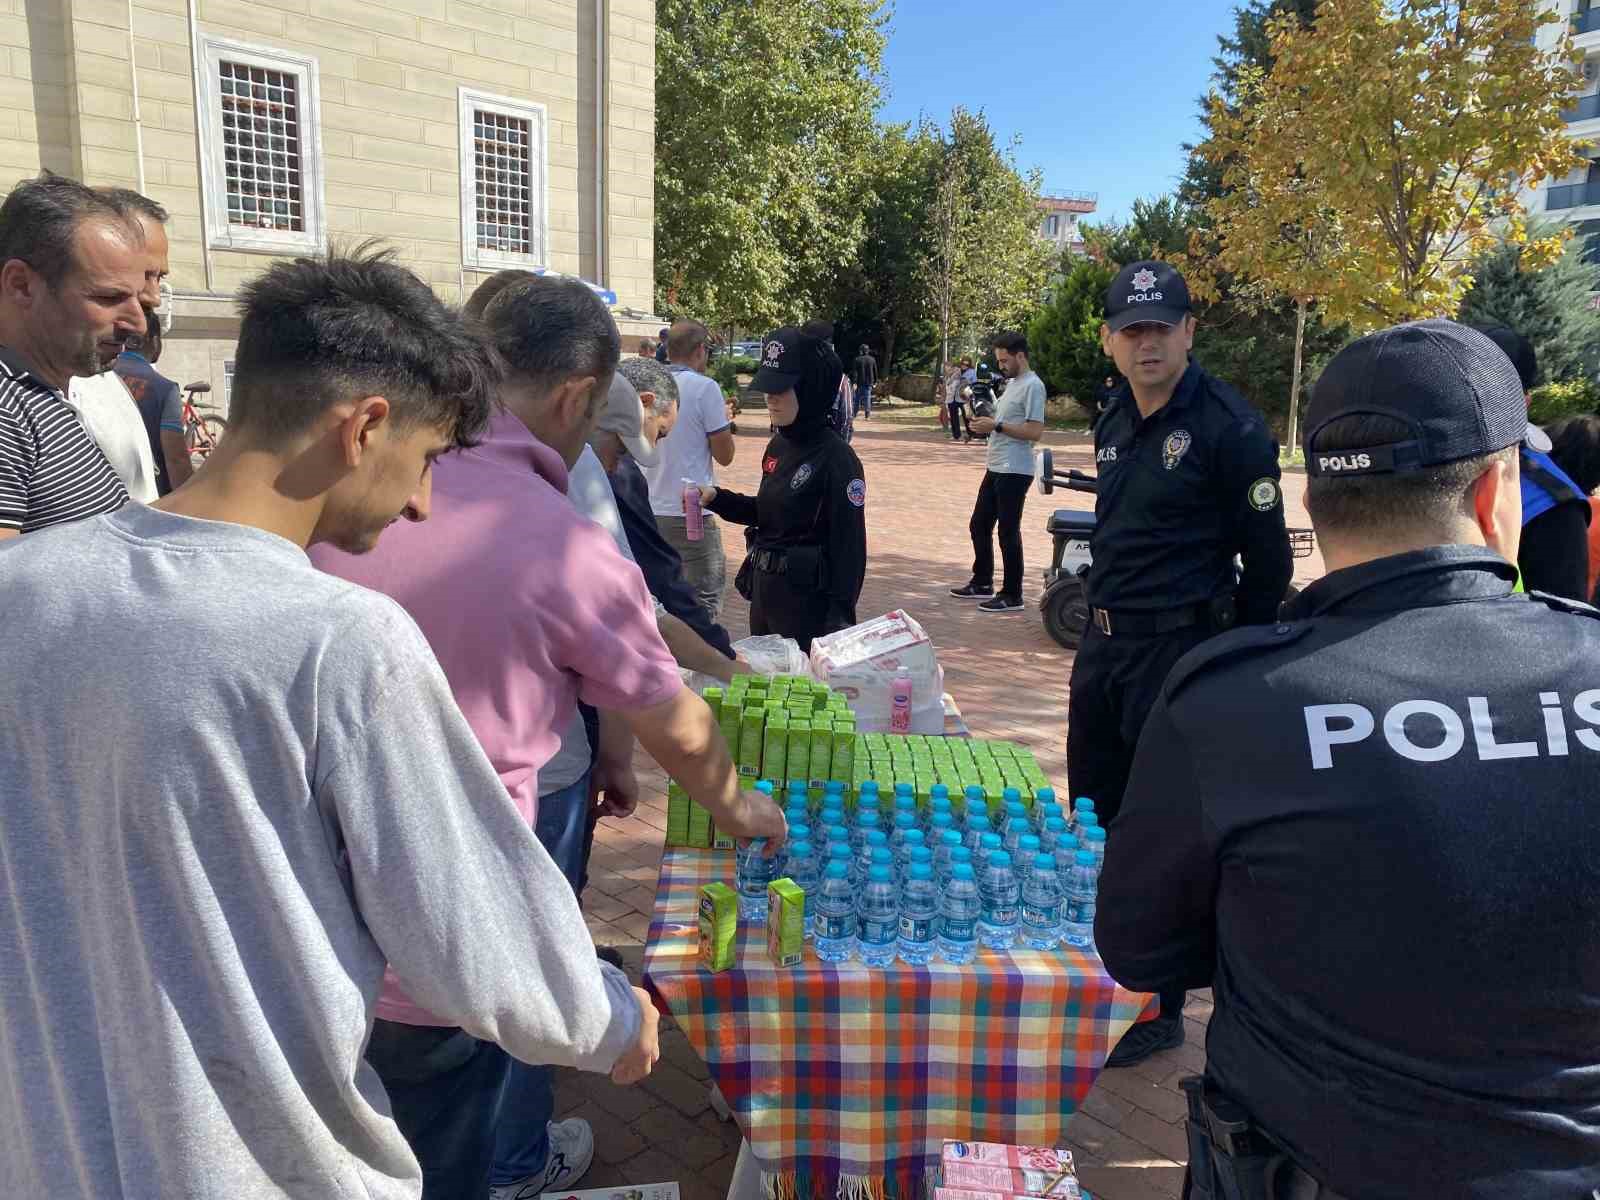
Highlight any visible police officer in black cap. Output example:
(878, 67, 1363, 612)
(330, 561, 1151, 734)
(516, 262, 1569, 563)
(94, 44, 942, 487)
(1069, 259, 1291, 1066)
(1098, 319, 1600, 1200)
(700, 327, 866, 651)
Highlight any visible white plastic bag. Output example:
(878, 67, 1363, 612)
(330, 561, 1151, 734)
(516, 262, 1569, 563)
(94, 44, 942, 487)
(683, 634, 811, 695)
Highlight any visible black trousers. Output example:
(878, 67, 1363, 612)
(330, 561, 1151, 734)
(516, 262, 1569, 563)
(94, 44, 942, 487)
(968, 469, 1032, 601)
(948, 402, 966, 440)
(751, 570, 836, 653)
(1068, 621, 1214, 1020)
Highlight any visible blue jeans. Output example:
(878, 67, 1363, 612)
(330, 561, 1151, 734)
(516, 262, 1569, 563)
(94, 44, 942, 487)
(491, 771, 592, 1187)
(366, 1021, 510, 1200)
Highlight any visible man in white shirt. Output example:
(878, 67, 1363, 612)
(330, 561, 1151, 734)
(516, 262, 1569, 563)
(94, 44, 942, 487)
(642, 319, 736, 620)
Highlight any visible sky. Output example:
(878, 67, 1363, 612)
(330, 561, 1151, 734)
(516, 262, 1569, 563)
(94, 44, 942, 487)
(875, 0, 1244, 225)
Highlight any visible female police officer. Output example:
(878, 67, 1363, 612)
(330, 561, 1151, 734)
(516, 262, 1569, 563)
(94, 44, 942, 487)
(699, 326, 866, 651)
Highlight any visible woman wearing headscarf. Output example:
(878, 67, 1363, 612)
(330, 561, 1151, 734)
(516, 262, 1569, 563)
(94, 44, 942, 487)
(700, 326, 867, 651)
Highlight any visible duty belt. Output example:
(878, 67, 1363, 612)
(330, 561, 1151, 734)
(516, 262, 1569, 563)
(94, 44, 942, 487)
(752, 548, 789, 573)
(1092, 601, 1208, 637)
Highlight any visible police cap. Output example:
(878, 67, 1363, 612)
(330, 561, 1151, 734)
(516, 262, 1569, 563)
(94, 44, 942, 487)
(1303, 319, 1526, 478)
(750, 326, 816, 394)
(1104, 260, 1192, 332)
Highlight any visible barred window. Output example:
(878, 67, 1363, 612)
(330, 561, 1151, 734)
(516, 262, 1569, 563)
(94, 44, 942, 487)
(459, 88, 547, 269)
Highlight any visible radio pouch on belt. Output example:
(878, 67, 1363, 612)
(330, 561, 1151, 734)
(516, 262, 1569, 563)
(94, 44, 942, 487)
(1180, 1076, 1276, 1200)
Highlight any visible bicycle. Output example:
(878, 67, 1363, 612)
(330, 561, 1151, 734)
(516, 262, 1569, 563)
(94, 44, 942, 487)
(181, 381, 227, 466)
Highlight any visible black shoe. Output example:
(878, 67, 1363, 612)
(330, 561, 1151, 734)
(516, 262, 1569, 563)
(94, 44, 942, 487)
(595, 945, 626, 969)
(950, 583, 994, 599)
(1104, 1014, 1184, 1068)
(977, 595, 1024, 613)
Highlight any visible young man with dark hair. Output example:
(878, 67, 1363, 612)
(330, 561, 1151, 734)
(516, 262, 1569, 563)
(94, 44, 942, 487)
(313, 273, 783, 1200)
(1098, 318, 1600, 1198)
(114, 311, 190, 494)
(1476, 324, 1592, 602)
(0, 172, 146, 534)
(852, 342, 877, 419)
(951, 330, 1047, 613)
(0, 246, 664, 1200)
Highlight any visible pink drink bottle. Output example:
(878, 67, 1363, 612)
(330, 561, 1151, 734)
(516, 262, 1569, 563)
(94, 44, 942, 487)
(683, 479, 704, 541)
(890, 674, 913, 733)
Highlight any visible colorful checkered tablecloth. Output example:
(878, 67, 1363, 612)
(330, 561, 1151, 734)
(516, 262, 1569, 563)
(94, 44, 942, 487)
(642, 848, 1156, 1200)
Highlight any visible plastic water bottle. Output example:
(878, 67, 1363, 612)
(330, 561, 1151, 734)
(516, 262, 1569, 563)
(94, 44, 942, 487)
(962, 785, 987, 819)
(948, 845, 973, 885)
(1077, 811, 1100, 840)
(784, 804, 809, 836)
(933, 828, 963, 889)
(850, 806, 883, 857)
(897, 863, 938, 965)
(906, 845, 933, 889)
(1082, 824, 1107, 871)
(820, 800, 845, 830)
(824, 823, 851, 853)
(683, 479, 704, 541)
(893, 784, 917, 820)
(825, 780, 846, 805)
(1039, 817, 1073, 859)
(1021, 853, 1063, 951)
(853, 828, 888, 889)
(937, 863, 981, 965)
(1070, 797, 1095, 833)
(894, 828, 926, 885)
(1034, 785, 1058, 814)
(756, 780, 775, 797)
(889, 810, 918, 873)
(858, 780, 881, 808)
(1062, 849, 1099, 948)
(929, 785, 951, 827)
(963, 810, 993, 856)
(1002, 787, 1023, 815)
(978, 850, 1020, 950)
(870, 845, 894, 876)
(857, 865, 899, 966)
(928, 810, 955, 843)
(786, 840, 820, 938)
(826, 839, 852, 869)
(890, 674, 913, 733)
(977, 831, 1003, 874)
(736, 838, 775, 921)
(1016, 833, 1041, 866)
(1002, 816, 1031, 857)
(815, 859, 857, 963)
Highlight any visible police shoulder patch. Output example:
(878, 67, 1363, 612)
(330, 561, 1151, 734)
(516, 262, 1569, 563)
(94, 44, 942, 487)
(1163, 621, 1313, 704)
(846, 478, 866, 507)
(791, 462, 814, 490)
(1248, 476, 1280, 512)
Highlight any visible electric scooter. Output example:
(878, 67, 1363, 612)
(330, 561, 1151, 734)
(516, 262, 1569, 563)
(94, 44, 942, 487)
(1034, 448, 1315, 650)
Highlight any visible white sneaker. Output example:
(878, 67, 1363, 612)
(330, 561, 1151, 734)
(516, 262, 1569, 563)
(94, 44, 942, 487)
(489, 1118, 595, 1200)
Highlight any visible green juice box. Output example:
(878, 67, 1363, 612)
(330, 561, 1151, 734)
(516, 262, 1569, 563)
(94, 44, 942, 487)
(738, 710, 766, 779)
(699, 882, 739, 972)
(667, 782, 690, 846)
(712, 822, 735, 851)
(719, 705, 741, 754)
(766, 878, 805, 967)
(763, 716, 789, 786)
(688, 801, 713, 848)
(831, 725, 855, 787)
(809, 724, 833, 789)
(787, 721, 812, 785)
(702, 687, 724, 723)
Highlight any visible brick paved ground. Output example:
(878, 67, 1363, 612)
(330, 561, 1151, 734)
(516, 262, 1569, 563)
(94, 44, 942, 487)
(562, 412, 1324, 1199)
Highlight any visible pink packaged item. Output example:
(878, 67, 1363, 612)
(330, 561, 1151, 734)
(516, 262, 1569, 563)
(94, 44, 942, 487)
(942, 1141, 1074, 1172)
(939, 1140, 1080, 1200)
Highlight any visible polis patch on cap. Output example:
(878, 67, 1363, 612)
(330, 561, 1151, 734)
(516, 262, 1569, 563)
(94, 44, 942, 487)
(1105, 260, 1193, 333)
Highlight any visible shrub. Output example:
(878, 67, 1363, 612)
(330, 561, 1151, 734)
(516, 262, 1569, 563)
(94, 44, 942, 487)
(708, 355, 758, 395)
(1528, 377, 1600, 426)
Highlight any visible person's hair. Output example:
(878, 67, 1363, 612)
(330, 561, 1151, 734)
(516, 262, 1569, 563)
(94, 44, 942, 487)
(961, 356, 973, 368)
(666, 319, 708, 361)
(1475, 325, 1537, 393)
(0, 170, 144, 286)
(135, 308, 162, 360)
(230, 243, 498, 450)
(1546, 414, 1600, 495)
(481, 273, 620, 396)
(617, 356, 678, 408)
(98, 186, 169, 226)
(463, 269, 536, 321)
(992, 331, 1028, 356)
(638, 339, 654, 355)
(1305, 412, 1512, 537)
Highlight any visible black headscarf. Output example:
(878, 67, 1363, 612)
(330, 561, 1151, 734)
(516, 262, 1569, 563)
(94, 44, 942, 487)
(779, 332, 845, 444)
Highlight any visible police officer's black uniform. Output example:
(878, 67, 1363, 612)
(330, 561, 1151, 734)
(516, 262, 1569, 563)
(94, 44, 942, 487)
(706, 327, 866, 652)
(1098, 321, 1600, 1200)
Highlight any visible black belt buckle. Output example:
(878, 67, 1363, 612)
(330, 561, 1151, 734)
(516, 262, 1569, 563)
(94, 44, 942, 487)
(1094, 607, 1112, 636)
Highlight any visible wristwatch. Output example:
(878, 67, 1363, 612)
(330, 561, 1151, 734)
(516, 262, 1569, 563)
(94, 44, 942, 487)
(995, 420, 1005, 436)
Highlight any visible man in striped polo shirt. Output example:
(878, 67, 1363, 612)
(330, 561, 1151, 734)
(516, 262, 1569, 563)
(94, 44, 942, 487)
(0, 173, 147, 538)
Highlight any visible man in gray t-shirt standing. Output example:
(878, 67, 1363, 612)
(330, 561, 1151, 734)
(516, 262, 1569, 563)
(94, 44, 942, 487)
(949, 331, 1047, 613)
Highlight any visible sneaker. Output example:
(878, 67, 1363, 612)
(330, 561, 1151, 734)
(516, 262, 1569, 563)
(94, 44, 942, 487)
(1104, 1014, 1185, 1069)
(489, 1118, 595, 1200)
(949, 583, 995, 599)
(977, 595, 1024, 613)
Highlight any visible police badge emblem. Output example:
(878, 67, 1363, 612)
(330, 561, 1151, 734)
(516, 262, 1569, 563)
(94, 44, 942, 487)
(1162, 430, 1192, 470)
(791, 463, 814, 490)
(1249, 477, 1281, 511)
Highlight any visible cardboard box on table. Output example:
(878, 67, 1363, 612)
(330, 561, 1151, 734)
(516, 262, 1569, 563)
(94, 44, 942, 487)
(809, 611, 945, 734)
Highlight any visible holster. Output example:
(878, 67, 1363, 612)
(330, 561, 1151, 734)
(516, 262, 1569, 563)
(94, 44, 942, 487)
(1180, 1076, 1277, 1200)
(1208, 593, 1238, 633)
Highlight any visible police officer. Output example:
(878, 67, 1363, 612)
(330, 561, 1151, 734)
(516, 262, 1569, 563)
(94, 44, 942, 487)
(1097, 319, 1600, 1200)
(1477, 324, 1592, 601)
(700, 327, 866, 651)
(1068, 259, 1291, 1066)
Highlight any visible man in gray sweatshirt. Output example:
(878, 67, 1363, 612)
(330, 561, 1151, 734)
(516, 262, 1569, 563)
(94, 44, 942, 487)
(0, 245, 660, 1199)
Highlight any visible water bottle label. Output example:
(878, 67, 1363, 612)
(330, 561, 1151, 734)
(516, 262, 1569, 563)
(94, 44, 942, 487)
(898, 915, 933, 941)
(861, 918, 896, 945)
(1065, 898, 1096, 923)
(983, 905, 1018, 925)
(940, 916, 975, 940)
(820, 913, 854, 939)
(1023, 904, 1059, 926)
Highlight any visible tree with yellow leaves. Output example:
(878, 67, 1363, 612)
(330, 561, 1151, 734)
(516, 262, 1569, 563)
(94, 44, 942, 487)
(1194, 0, 1583, 449)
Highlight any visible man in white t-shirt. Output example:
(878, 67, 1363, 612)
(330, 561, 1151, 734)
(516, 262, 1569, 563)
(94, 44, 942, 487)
(642, 320, 735, 620)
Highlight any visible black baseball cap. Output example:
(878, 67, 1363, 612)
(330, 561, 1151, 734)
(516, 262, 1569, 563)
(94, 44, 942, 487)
(750, 326, 812, 393)
(1303, 319, 1527, 478)
(1104, 260, 1192, 332)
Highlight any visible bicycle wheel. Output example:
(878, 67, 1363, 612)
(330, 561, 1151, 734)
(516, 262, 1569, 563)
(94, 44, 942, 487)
(188, 415, 227, 464)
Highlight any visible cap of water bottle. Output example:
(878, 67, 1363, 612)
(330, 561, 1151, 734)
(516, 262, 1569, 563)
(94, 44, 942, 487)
(790, 840, 814, 859)
(865, 829, 888, 848)
(951, 847, 973, 865)
(1075, 849, 1096, 866)
(894, 781, 913, 797)
(909, 863, 933, 881)
(964, 785, 985, 802)
(1003, 787, 1021, 804)
(825, 859, 849, 879)
(989, 851, 1012, 868)
(980, 832, 1002, 850)
(939, 828, 963, 848)
(860, 780, 881, 797)
(1035, 854, 1057, 871)
(1078, 812, 1100, 829)
(1036, 787, 1056, 805)
(1083, 825, 1107, 844)
(931, 784, 950, 800)
(827, 840, 851, 861)
(787, 779, 807, 794)
(871, 846, 893, 866)
(789, 823, 811, 845)
(825, 780, 845, 794)
(1075, 797, 1095, 812)
(908, 845, 932, 864)
(894, 810, 917, 830)
(903, 829, 925, 847)
(1018, 834, 1040, 854)
(951, 863, 975, 881)
(756, 781, 774, 795)
(868, 864, 892, 883)
(1045, 817, 1068, 833)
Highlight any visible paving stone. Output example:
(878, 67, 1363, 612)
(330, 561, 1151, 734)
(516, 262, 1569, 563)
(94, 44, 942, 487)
(591, 1118, 647, 1166)
(584, 892, 634, 924)
(579, 1072, 659, 1123)
(1119, 1104, 1191, 1164)
(660, 1026, 710, 1082)
(1078, 1078, 1137, 1130)
(615, 1147, 696, 1188)
(640, 1060, 711, 1117)
(1094, 1064, 1190, 1125)
(631, 1107, 729, 1170)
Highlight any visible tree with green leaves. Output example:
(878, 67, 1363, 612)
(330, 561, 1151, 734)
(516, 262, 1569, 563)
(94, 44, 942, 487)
(1458, 221, 1600, 387)
(654, 0, 887, 327)
(1026, 256, 1116, 415)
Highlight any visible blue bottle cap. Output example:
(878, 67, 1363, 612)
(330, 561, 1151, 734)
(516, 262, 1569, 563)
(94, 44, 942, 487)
(1007, 817, 1030, 834)
(989, 851, 1012, 868)
(951, 863, 975, 881)
(825, 780, 845, 794)
(1018, 834, 1040, 853)
(1075, 849, 1096, 866)
(894, 810, 917, 829)
(1078, 812, 1100, 829)
(903, 829, 926, 847)
(826, 859, 849, 878)
(930, 811, 954, 830)
(980, 832, 1002, 850)
(909, 845, 933, 864)
(1003, 787, 1021, 804)
(1084, 825, 1107, 843)
(1036, 854, 1057, 870)
(865, 829, 888, 848)
(970, 813, 992, 831)
(827, 840, 852, 860)
(756, 780, 775, 795)
(939, 828, 963, 848)
(1036, 787, 1056, 804)
(825, 823, 850, 843)
(1044, 817, 1068, 833)
(909, 863, 934, 881)
(1006, 801, 1027, 820)
(931, 784, 950, 800)
(859, 809, 881, 827)
(789, 840, 814, 859)
(868, 865, 892, 883)
(1075, 797, 1095, 812)
(894, 781, 914, 796)
(950, 846, 973, 864)
(860, 780, 881, 796)
(787, 779, 807, 793)
(789, 823, 811, 845)
(870, 847, 893, 866)
(964, 785, 985, 801)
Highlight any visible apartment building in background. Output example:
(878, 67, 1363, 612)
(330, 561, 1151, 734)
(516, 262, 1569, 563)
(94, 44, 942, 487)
(0, 0, 659, 416)
(1036, 191, 1096, 257)
(1536, 0, 1600, 272)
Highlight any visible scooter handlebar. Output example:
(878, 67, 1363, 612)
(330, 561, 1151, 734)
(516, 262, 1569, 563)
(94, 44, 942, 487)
(1037, 449, 1098, 496)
